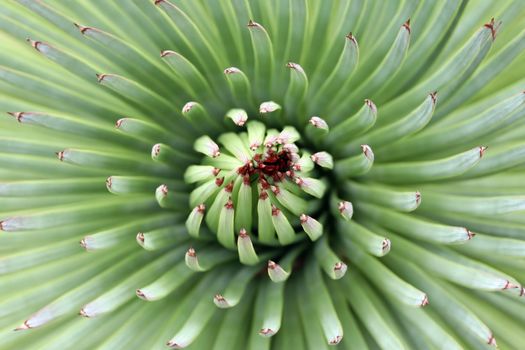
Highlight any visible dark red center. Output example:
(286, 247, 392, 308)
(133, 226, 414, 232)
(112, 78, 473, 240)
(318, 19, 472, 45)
(238, 149, 294, 183)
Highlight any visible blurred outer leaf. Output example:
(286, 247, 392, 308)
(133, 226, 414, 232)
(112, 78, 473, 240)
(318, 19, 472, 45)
(345, 240, 428, 307)
(380, 92, 525, 161)
(420, 192, 525, 215)
(80, 247, 183, 317)
(1, 0, 525, 348)
(388, 233, 519, 291)
(309, 33, 359, 107)
(345, 20, 411, 101)
(302, 258, 344, 345)
(358, 203, 473, 244)
(381, 19, 495, 123)
(386, 254, 496, 346)
(343, 181, 420, 212)
(342, 271, 408, 350)
(366, 147, 486, 183)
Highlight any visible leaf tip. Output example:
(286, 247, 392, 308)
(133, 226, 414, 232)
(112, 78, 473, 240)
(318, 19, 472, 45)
(420, 294, 429, 307)
(402, 18, 411, 33)
(329, 335, 343, 345)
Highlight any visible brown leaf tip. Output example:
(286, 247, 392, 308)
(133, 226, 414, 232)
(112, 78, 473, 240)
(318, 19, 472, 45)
(286, 62, 304, 74)
(420, 295, 429, 307)
(479, 146, 488, 158)
(154, 0, 165, 5)
(364, 99, 377, 114)
(26, 38, 42, 51)
(334, 262, 345, 271)
(239, 228, 248, 238)
(152, 144, 161, 157)
(267, 260, 277, 269)
(382, 239, 391, 253)
(56, 150, 65, 161)
(136, 289, 148, 300)
(329, 335, 343, 345)
(484, 18, 498, 40)
(95, 73, 106, 83)
(187, 247, 196, 257)
(105, 176, 113, 190)
(73, 23, 90, 34)
(247, 20, 262, 29)
(166, 341, 184, 349)
(415, 191, 422, 206)
(215, 177, 225, 187)
(430, 91, 438, 104)
(403, 18, 411, 33)
(159, 184, 168, 196)
(346, 32, 357, 44)
(300, 214, 308, 224)
(487, 334, 497, 346)
(79, 308, 89, 317)
(182, 102, 195, 114)
(259, 328, 275, 336)
(197, 204, 206, 214)
(224, 67, 241, 74)
(225, 182, 234, 193)
(466, 229, 476, 240)
(14, 320, 31, 331)
(361, 144, 373, 159)
(115, 118, 125, 128)
(7, 112, 24, 122)
(160, 50, 175, 57)
(225, 198, 234, 209)
(214, 294, 224, 301)
(136, 232, 145, 244)
(259, 190, 269, 200)
(503, 280, 519, 290)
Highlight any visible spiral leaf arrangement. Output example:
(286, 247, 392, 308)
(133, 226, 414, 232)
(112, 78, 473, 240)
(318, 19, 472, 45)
(1, 1, 525, 349)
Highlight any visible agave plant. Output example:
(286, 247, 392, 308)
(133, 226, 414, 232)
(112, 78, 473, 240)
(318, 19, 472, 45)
(1, 0, 525, 349)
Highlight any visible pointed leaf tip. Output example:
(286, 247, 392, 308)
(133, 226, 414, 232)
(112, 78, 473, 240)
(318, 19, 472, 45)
(346, 32, 357, 44)
(484, 17, 499, 40)
(479, 146, 488, 157)
(365, 99, 377, 114)
(96, 73, 107, 83)
(160, 50, 176, 57)
(430, 91, 438, 104)
(403, 18, 411, 33)
(7, 112, 24, 122)
(136, 289, 149, 301)
(286, 62, 305, 73)
(247, 19, 263, 29)
(487, 335, 497, 347)
(73, 23, 90, 34)
(361, 144, 374, 160)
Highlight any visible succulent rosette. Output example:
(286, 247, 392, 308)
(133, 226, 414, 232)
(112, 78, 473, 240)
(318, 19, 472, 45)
(1, 1, 525, 349)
